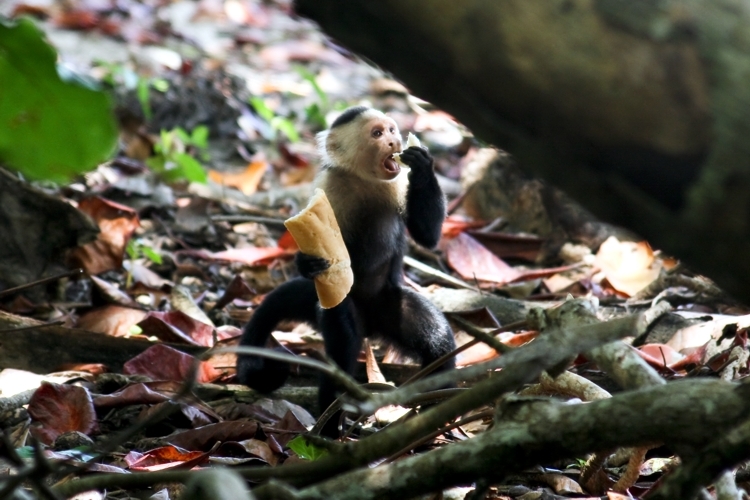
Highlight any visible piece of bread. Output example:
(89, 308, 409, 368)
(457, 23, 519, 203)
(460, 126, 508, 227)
(284, 188, 353, 308)
(393, 132, 422, 166)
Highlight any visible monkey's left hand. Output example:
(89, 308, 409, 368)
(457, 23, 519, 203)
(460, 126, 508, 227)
(296, 252, 330, 279)
(400, 147, 435, 186)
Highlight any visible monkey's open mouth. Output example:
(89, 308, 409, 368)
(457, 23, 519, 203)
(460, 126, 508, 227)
(383, 155, 401, 177)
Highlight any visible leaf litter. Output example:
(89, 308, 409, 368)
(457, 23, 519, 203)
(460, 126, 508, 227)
(1, 0, 750, 498)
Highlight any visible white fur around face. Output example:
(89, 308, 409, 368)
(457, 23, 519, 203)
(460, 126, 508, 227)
(314, 108, 410, 228)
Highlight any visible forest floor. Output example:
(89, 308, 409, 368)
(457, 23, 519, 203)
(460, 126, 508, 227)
(1, 0, 750, 499)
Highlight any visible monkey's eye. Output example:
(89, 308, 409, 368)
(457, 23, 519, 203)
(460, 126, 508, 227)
(389, 127, 395, 133)
(371, 129, 383, 138)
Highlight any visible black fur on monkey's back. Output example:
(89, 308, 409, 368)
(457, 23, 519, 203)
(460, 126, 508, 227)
(236, 107, 456, 427)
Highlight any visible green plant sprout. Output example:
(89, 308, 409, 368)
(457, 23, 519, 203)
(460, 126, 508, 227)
(249, 96, 300, 142)
(125, 238, 162, 289)
(146, 125, 209, 183)
(294, 65, 330, 130)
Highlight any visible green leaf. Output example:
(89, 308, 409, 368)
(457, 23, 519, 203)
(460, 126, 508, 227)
(271, 116, 300, 142)
(174, 127, 190, 144)
(305, 103, 327, 130)
(0, 17, 118, 182)
(125, 239, 139, 260)
(15, 446, 34, 459)
(295, 65, 328, 107)
(136, 78, 152, 120)
(173, 153, 207, 183)
(250, 96, 274, 122)
(190, 125, 209, 149)
(287, 436, 329, 461)
(151, 78, 169, 92)
(140, 245, 162, 264)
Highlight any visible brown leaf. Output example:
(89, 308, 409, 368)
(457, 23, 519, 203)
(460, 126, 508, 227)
(69, 196, 140, 275)
(137, 311, 214, 346)
(90, 276, 137, 306)
(214, 274, 256, 311)
(76, 305, 147, 337)
(93, 381, 182, 408)
(168, 421, 260, 451)
(53, 9, 99, 30)
(234, 438, 278, 466)
(28, 382, 97, 445)
(123, 344, 220, 383)
(364, 340, 386, 384)
(208, 160, 268, 195)
(265, 409, 309, 447)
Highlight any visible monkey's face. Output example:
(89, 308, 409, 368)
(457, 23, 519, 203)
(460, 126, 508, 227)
(359, 116, 403, 181)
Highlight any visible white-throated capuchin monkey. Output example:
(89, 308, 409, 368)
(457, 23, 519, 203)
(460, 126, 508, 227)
(236, 106, 456, 436)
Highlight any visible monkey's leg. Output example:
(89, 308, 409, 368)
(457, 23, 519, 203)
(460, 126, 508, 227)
(236, 278, 318, 393)
(317, 298, 362, 437)
(377, 286, 457, 374)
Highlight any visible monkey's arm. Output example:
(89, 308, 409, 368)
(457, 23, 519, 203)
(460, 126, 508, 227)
(401, 147, 446, 249)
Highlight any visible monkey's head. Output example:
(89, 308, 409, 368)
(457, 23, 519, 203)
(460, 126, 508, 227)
(318, 106, 404, 181)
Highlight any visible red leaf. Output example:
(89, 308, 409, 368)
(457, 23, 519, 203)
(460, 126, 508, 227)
(124, 446, 209, 471)
(441, 217, 486, 238)
(123, 344, 220, 383)
(467, 231, 543, 262)
(180, 247, 293, 267)
(445, 233, 521, 284)
(279, 143, 310, 168)
(211, 247, 292, 266)
(277, 230, 299, 251)
(28, 383, 97, 445)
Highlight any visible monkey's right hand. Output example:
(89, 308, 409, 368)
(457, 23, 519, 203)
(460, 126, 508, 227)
(296, 252, 330, 279)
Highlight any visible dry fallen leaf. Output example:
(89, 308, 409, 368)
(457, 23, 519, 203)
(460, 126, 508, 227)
(76, 305, 148, 337)
(444, 232, 521, 285)
(123, 344, 221, 383)
(69, 196, 140, 275)
(594, 236, 661, 296)
(208, 160, 268, 195)
(28, 382, 97, 445)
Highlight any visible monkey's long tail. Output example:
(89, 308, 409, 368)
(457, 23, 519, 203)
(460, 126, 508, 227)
(236, 278, 318, 393)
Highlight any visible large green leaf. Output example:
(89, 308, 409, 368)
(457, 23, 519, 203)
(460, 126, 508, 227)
(0, 17, 118, 182)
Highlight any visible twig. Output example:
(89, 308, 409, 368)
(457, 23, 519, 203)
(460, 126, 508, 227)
(0, 320, 64, 333)
(403, 256, 479, 291)
(220, 346, 370, 402)
(448, 315, 511, 354)
(0, 269, 84, 298)
(210, 215, 287, 226)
